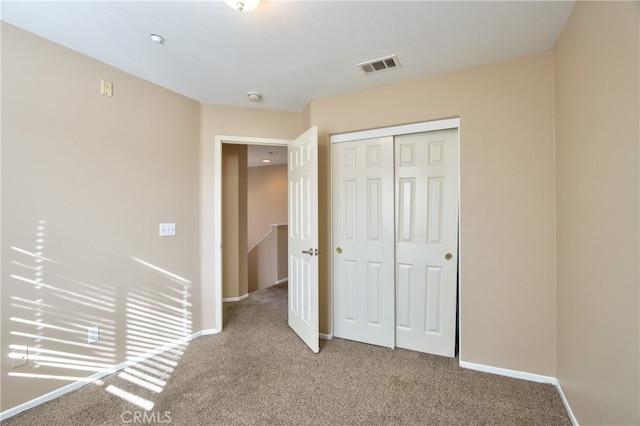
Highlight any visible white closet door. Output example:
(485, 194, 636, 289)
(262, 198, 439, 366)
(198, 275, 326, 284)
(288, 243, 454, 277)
(395, 129, 458, 357)
(332, 137, 395, 348)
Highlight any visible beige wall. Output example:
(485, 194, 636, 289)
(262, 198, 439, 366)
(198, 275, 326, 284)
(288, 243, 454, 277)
(247, 224, 288, 293)
(554, 2, 640, 424)
(221, 144, 248, 299)
(248, 230, 275, 293)
(247, 164, 288, 249)
(200, 104, 303, 140)
(1, 23, 201, 411)
(307, 51, 557, 375)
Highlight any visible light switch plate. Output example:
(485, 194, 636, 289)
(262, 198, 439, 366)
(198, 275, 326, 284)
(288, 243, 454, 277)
(101, 79, 113, 97)
(159, 223, 176, 237)
(88, 326, 99, 344)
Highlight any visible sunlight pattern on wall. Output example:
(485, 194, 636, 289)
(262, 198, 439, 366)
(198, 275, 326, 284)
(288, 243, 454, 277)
(104, 256, 193, 410)
(8, 220, 118, 382)
(6, 221, 195, 415)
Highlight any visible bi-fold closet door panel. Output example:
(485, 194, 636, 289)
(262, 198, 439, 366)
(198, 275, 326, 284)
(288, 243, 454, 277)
(332, 129, 458, 357)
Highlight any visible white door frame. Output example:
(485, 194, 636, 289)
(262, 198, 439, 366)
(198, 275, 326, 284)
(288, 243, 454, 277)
(330, 117, 461, 354)
(330, 118, 459, 143)
(211, 135, 292, 331)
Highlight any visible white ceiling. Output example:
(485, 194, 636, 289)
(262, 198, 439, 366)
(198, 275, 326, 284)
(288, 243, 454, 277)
(248, 144, 287, 167)
(0, 1, 574, 112)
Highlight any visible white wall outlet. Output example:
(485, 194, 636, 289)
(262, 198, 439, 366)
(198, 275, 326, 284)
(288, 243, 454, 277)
(88, 325, 100, 344)
(10, 346, 28, 368)
(159, 223, 176, 237)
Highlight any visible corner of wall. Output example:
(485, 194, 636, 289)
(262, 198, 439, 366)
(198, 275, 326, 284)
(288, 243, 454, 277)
(302, 102, 312, 131)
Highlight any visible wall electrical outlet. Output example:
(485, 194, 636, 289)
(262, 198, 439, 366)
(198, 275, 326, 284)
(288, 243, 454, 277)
(11, 346, 28, 368)
(88, 325, 100, 344)
(159, 223, 176, 237)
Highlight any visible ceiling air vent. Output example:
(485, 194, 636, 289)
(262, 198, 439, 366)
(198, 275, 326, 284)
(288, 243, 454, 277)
(357, 55, 401, 74)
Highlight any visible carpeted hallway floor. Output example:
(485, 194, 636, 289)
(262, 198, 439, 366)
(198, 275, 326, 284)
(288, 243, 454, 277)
(2, 283, 571, 425)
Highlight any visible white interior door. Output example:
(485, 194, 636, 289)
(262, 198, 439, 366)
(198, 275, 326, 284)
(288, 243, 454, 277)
(395, 129, 458, 357)
(288, 126, 319, 353)
(332, 137, 395, 348)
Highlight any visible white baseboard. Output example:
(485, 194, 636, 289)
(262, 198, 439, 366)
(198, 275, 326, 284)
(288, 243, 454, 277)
(222, 293, 249, 302)
(459, 360, 556, 383)
(193, 328, 220, 337)
(275, 278, 288, 284)
(319, 333, 333, 340)
(1, 367, 120, 421)
(459, 360, 578, 425)
(0, 330, 215, 421)
(554, 378, 579, 426)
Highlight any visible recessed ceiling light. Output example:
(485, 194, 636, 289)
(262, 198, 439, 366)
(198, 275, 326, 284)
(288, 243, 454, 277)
(247, 92, 263, 102)
(149, 34, 165, 44)
(262, 159, 272, 163)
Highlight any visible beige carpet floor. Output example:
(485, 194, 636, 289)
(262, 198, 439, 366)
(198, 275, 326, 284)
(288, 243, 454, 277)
(2, 283, 571, 425)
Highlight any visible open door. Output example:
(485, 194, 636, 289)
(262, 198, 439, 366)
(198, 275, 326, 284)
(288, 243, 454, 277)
(287, 126, 319, 353)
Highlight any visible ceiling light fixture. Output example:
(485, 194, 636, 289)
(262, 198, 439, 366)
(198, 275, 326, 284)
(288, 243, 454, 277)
(246, 92, 263, 102)
(262, 151, 273, 163)
(149, 34, 165, 44)
(224, 0, 260, 12)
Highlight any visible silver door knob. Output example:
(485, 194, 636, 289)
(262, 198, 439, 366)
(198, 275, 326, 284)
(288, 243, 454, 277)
(336, 247, 343, 254)
(445, 253, 453, 261)
(302, 248, 314, 255)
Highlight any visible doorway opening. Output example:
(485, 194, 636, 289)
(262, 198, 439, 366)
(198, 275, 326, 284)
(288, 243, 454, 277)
(245, 145, 289, 295)
(213, 136, 291, 330)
